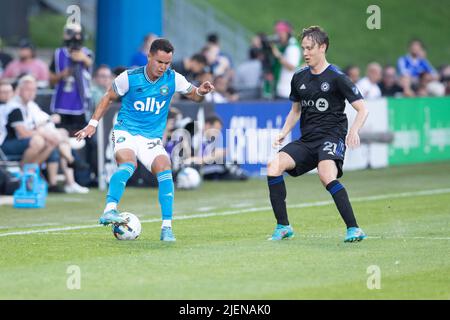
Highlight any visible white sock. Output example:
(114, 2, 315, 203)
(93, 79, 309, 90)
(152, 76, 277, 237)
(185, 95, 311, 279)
(162, 219, 172, 228)
(104, 202, 117, 213)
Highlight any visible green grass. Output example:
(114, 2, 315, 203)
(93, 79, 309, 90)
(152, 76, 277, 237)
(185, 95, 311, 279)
(29, 11, 94, 50)
(195, 0, 450, 70)
(0, 162, 449, 299)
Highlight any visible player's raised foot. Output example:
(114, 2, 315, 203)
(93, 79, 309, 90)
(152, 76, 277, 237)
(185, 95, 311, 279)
(344, 227, 367, 242)
(99, 209, 126, 226)
(268, 224, 294, 241)
(160, 226, 176, 242)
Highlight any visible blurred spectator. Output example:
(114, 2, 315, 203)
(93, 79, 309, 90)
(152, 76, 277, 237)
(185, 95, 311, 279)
(416, 71, 445, 97)
(5, 75, 88, 193)
(113, 66, 127, 77)
(91, 64, 113, 107)
(203, 75, 238, 103)
(49, 23, 93, 134)
(0, 81, 14, 155)
(344, 65, 361, 84)
(233, 47, 263, 100)
(397, 39, 438, 86)
(1, 39, 49, 87)
(0, 80, 14, 104)
(398, 75, 416, 97)
(0, 37, 13, 77)
(130, 33, 158, 67)
(172, 53, 208, 83)
(188, 114, 248, 181)
(439, 65, 450, 96)
(356, 62, 382, 99)
(203, 33, 233, 78)
(379, 65, 403, 97)
(271, 20, 302, 99)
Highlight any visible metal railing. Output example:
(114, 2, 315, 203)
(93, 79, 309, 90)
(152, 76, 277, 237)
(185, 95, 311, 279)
(164, 0, 253, 65)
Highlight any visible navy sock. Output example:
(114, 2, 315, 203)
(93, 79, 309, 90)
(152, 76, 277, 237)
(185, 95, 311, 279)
(326, 180, 358, 228)
(268, 176, 289, 226)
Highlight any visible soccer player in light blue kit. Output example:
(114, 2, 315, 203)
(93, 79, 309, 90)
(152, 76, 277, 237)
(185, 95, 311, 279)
(75, 39, 214, 241)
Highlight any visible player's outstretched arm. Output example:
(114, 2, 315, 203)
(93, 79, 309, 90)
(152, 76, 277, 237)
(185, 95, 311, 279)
(184, 81, 215, 102)
(75, 87, 119, 141)
(273, 102, 301, 148)
(346, 99, 369, 149)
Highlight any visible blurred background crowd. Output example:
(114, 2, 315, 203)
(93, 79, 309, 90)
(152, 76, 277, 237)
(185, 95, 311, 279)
(0, 0, 449, 195)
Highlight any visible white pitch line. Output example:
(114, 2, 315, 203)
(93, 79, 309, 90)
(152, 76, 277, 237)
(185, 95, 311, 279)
(0, 187, 449, 238)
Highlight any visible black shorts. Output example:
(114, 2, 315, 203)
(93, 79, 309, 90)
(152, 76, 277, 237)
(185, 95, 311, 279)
(280, 137, 346, 178)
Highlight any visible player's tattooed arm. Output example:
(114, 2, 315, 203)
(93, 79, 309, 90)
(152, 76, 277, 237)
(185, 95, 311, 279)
(75, 87, 119, 140)
(346, 99, 368, 149)
(273, 102, 301, 148)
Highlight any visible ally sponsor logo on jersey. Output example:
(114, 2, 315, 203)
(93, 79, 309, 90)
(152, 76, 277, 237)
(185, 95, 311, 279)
(133, 97, 167, 114)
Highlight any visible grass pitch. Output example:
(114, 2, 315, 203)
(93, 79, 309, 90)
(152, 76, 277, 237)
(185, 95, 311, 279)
(0, 162, 449, 299)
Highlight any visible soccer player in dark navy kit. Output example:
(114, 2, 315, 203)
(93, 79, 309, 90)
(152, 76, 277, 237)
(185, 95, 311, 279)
(267, 26, 369, 242)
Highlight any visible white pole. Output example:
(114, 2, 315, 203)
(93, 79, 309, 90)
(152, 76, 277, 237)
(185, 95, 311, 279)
(97, 118, 106, 191)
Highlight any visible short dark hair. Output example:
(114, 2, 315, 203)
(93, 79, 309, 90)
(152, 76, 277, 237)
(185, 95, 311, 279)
(409, 38, 425, 49)
(205, 114, 223, 126)
(301, 26, 329, 52)
(150, 38, 174, 54)
(191, 53, 207, 65)
(94, 64, 111, 76)
(207, 33, 218, 44)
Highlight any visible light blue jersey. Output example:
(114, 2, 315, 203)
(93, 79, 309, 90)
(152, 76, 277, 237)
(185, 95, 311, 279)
(112, 66, 192, 139)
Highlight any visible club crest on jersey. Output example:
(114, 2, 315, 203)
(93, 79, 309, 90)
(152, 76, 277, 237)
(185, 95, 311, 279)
(316, 98, 329, 111)
(117, 136, 126, 143)
(320, 82, 330, 92)
(160, 85, 169, 96)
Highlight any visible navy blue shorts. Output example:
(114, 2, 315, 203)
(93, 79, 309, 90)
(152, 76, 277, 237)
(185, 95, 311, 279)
(280, 137, 346, 178)
(1, 138, 31, 157)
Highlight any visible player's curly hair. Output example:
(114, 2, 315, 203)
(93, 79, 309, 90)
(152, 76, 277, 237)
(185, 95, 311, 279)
(301, 26, 329, 52)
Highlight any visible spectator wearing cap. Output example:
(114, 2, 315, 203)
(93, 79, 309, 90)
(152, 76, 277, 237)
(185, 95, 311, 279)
(271, 20, 302, 99)
(1, 39, 49, 87)
(49, 23, 93, 134)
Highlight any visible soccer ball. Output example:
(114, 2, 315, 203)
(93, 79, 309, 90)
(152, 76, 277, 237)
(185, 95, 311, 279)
(112, 212, 142, 240)
(176, 167, 201, 189)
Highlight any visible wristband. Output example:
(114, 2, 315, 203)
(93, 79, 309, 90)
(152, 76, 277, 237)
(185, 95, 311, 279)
(88, 119, 99, 128)
(196, 87, 205, 97)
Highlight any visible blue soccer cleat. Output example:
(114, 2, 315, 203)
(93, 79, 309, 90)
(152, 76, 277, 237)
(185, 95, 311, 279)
(99, 209, 126, 226)
(160, 226, 176, 242)
(268, 224, 294, 241)
(344, 227, 367, 242)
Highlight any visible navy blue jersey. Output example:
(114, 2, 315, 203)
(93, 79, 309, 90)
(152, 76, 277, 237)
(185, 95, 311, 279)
(289, 64, 363, 141)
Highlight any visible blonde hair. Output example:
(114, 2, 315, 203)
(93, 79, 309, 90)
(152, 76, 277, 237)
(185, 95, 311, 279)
(17, 75, 37, 88)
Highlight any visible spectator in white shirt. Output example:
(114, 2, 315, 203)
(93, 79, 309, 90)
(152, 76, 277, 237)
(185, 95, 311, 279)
(356, 62, 382, 99)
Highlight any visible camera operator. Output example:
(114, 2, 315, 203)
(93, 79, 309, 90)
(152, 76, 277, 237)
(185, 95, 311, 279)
(259, 21, 302, 99)
(48, 23, 96, 186)
(49, 23, 93, 134)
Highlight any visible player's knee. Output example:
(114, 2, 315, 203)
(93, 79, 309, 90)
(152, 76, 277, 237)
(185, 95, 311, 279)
(318, 172, 335, 186)
(267, 160, 284, 176)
